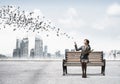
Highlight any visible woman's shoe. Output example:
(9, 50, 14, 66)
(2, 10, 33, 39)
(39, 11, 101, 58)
(82, 74, 87, 78)
(84, 74, 87, 78)
(82, 74, 84, 78)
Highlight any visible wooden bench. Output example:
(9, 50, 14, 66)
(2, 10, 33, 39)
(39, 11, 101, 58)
(62, 51, 106, 76)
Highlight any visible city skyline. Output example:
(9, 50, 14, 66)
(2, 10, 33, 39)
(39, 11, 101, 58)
(13, 36, 48, 58)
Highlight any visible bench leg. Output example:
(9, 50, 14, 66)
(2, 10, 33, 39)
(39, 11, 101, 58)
(63, 60, 67, 75)
(66, 66, 67, 74)
(63, 66, 67, 75)
(101, 66, 105, 75)
(101, 60, 106, 76)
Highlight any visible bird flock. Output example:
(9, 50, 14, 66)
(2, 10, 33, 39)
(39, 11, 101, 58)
(0, 5, 74, 39)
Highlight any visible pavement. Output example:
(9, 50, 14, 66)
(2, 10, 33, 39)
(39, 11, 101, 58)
(0, 60, 120, 84)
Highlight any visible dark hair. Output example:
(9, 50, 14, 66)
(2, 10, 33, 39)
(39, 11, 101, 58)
(84, 39, 89, 44)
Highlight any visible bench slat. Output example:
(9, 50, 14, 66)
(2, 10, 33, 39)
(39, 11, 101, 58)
(67, 59, 80, 62)
(64, 62, 104, 66)
(89, 59, 102, 62)
(66, 58, 102, 61)
(67, 56, 102, 59)
(66, 56, 102, 59)
(67, 60, 102, 62)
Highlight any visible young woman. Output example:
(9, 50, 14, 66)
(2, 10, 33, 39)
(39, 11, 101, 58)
(74, 39, 91, 78)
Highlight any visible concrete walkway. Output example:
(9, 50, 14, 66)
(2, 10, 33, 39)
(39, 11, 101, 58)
(0, 60, 120, 84)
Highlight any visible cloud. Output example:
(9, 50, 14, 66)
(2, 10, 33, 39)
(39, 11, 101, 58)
(117, 35, 120, 39)
(57, 8, 86, 31)
(92, 16, 120, 30)
(92, 3, 120, 30)
(107, 3, 120, 16)
(66, 8, 78, 18)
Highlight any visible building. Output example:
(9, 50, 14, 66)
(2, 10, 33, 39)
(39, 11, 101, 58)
(65, 49, 69, 52)
(43, 45, 48, 57)
(30, 48, 35, 58)
(47, 53, 51, 57)
(13, 39, 21, 58)
(20, 38, 29, 57)
(13, 49, 17, 57)
(13, 48, 21, 58)
(55, 50, 61, 57)
(34, 36, 43, 57)
(13, 38, 29, 58)
(16, 39, 21, 49)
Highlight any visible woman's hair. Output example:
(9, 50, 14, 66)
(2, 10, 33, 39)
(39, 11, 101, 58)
(84, 39, 89, 44)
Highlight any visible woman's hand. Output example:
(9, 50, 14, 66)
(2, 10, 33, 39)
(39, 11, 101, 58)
(74, 42, 77, 45)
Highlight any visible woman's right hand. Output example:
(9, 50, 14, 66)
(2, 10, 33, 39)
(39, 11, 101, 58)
(74, 42, 77, 45)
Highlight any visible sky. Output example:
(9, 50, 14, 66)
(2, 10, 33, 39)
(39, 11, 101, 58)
(0, 0, 120, 56)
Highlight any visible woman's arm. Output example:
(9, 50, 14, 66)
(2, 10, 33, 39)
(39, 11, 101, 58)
(74, 42, 82, 51)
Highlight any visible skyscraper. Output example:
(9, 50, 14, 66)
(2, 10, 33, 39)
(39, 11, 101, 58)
(30, 48, 35, 58)
(13, 39, 21, 58)
(35, 36, 43, 57)
(44, 45, 48, 57)
(20, 38, 29, 57)
(13, 49, 17, 57)
(16, 39, 21, 49)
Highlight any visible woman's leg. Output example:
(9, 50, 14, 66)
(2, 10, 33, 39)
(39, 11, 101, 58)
(81, 62, 84, 77)
(84, 62, 87, 77)
(82, 62, 88, 78)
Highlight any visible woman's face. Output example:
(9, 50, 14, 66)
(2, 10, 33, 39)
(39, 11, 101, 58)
(84, 40, 88, 45)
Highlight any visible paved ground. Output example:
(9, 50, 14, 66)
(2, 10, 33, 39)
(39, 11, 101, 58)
(0, 60, 120, 84)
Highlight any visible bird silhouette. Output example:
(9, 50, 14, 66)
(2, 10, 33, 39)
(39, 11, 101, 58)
(13, 28, 16, 31)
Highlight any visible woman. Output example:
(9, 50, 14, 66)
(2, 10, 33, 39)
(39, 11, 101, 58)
(74, 39, 91, 78)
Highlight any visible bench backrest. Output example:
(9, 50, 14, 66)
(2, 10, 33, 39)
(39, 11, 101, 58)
(65, 51, 103, 62)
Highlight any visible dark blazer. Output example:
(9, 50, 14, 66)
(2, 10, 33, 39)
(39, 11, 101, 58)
(75, 44, 91, 59)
